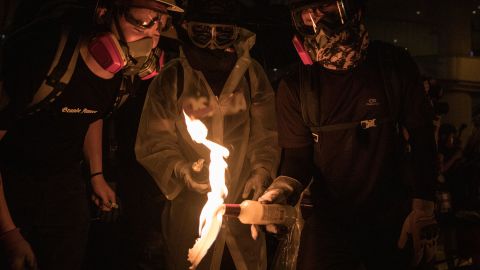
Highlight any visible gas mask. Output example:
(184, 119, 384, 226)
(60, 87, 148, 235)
(88, 4, 170, 79)
(290, 0, 369, 70)
(186, 21, 239, 50)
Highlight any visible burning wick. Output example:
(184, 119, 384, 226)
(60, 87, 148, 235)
(183, 112, 230, 269)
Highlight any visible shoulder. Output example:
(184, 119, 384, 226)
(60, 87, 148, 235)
(368, 40, 419, 72)
(149, 58, 183, 95)
(277, 62, 308, 97)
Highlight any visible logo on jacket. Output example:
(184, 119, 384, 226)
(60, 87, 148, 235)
(365, 98, 380, 106)
(62, 107, 98, 114)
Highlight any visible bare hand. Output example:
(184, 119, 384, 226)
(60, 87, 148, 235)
(0, 228, 37, 270)
(90, 175, 117, 211)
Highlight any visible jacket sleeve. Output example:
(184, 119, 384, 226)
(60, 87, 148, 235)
(135, 62, 186, 200)
(245, 60, 281, 179)
(398, 49, 437, 202)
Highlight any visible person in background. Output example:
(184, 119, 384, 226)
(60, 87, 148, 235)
(135, 0, 280, 269)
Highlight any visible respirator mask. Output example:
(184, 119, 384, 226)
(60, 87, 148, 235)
(290, 0, 369, 70)
(88, 5, 170, 79)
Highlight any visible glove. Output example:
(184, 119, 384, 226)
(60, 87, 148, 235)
(242, 168, 272, 201)
(0, 228, 37, 270)
(258, 176, 304, 234)
(258, 176, 304, 205)
(174, 160, 210, 194)
(398, 199, 439, 266)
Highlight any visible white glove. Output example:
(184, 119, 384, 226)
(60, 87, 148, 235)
(258, 176, 304, 234)
(398, 199, 439, 266)
(258, 176, 304, 205)
(174, 160, 210, 194)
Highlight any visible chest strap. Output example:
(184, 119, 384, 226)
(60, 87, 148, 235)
(310, 117, 392, 143)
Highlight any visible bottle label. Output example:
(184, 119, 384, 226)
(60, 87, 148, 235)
(262, 206, 286, 223)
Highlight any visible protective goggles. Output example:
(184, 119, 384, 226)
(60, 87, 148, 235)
(124, 5, 172, 33)
(187, 22, 239, 50)
(291, 0, 349, 36)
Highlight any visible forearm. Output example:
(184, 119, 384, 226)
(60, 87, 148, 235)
(409, 126, 437, 201)
(247, 70, 281, 177)
(83, 119, 103, 174)
(0, 173, 16, 233)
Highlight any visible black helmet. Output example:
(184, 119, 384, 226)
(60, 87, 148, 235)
(289, 0, 365, 36)
(184, 0, 240, 25)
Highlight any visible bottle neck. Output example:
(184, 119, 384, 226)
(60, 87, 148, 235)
(224, 204, 241, 217)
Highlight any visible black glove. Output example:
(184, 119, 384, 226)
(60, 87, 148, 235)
(0, 228, 37, 270)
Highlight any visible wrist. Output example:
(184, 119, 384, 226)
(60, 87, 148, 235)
(90, 171, 103, 179)
(0, 228, 23, 247)
(412, 198, 435, 214)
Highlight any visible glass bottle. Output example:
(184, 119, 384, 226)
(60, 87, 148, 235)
(224, 200, 297, 226)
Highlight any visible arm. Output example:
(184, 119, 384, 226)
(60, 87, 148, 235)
(242, 61, 281, 200)
(0, 132, 37, 269)
(400, 52, 437, 202)
(0, 124, 14, 233)
(397, 49, 438, 266)
(245, 61, 281, 178)
(259, 76, 313, 206)
(135, 64, 196, 200)
(83, 119, 116, 210)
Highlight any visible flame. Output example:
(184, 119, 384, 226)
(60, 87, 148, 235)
(184, 111, 229, 269)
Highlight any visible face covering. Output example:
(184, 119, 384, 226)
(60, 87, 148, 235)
(122, 37, 156, 76)
(303, 13, 369, 70)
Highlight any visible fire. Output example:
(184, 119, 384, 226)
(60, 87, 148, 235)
(184, 112, 229, 269)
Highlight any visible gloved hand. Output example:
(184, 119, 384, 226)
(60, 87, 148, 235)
(174, 160, 210, 194)
(258, 176, 304, 234)
(258, 176, 304, 205)
(0, 228, 37, 270)
(398, 198, 439, 266)
(242, 168, 272, 201)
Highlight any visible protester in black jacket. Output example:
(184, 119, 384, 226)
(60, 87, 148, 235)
(259, 1, 438, 269)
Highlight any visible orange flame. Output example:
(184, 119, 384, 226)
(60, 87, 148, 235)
(184, 112, 229, 269)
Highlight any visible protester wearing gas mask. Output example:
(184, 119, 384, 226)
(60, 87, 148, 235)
(258, 0, 438, 269)
(135, 0, 280, 269)
(0, 0, 182, 269)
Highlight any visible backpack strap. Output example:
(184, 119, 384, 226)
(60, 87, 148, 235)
(22, 26, 80, 117)
(299, 64, 319, 128)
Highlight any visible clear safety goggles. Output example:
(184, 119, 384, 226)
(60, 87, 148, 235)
(291, 0, 348, 36)
(124, 5, 172, 33)
(187, 22, 239, 50)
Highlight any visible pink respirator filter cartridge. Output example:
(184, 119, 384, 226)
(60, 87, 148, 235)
(292, 35, 313, 66)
